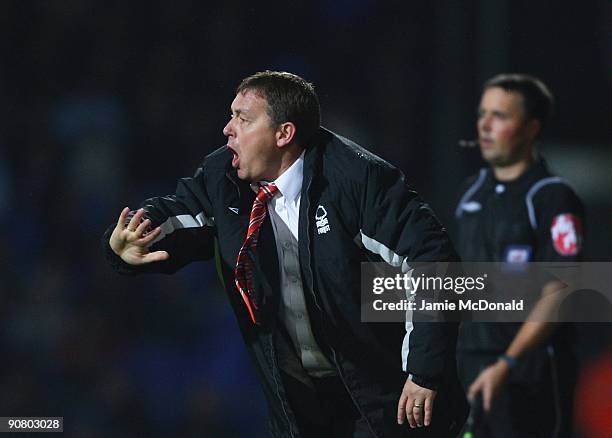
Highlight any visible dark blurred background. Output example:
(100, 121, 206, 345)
(0, 1, 610, 437)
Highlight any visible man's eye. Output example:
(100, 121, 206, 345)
(240, 117, 248, 123)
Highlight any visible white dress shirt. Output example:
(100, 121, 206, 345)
(254, 152, 336, 377)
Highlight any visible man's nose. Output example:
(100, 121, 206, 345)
(479, 115, 491, 132)
(223, 119, 233, 137)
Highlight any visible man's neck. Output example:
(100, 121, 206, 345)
(492, 156, 534, 182)
(272, 146, 304, 180)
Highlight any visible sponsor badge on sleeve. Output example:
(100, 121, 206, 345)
(550, 213, 582, 256)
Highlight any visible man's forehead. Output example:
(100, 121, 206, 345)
(481, 87, 524, 111)
(239, 87, 266, 99)
(231, 89, 267, 111)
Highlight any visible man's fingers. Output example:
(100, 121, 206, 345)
(413, 402, 424, 427)
(482, 385, 492, 412)
(110, 207, 132, 255)
(468, 378, 482, 401)
(398, 379, 437, 428)
(424, 396, 434, 426)
(138, 227, 162, 245)
(135, 218, 151, 236)
(397, 393, 408, 424)
(143, 251, 170, 263)
(405, 403, 417, 429)
(117, 207, 130, 230)
(127, 208, 144, 231)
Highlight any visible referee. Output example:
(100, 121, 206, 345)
(454, 74, 584, 437)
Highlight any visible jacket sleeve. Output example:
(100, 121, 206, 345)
(533, 182, 585, 261)
(358, 160, 458, 389)
(102, 162, 216, 275)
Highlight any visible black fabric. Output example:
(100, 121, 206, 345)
(455, 159, 584, 354)
(454, 159, 584, 437)
(103, 128, 467, 437)
(280, 371, 368, 437)
(455, 159, 584, 265)
(282, 371, 467, 438)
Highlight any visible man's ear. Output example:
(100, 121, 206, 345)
(526, 119, 541, 142)
(276, 122, 297, 148)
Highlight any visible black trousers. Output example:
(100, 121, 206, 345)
(280, 371, 373, 437)
(274, 327, 466, 437)
(281, 370, 467, 438)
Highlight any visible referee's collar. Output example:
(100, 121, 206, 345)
(489, 159, 548, 191)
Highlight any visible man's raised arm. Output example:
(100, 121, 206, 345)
(102, 163, 217, 275)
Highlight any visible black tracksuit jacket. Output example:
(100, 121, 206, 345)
(104, 128, 468, 437)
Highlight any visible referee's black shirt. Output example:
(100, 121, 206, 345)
(454, 159, 584, 369)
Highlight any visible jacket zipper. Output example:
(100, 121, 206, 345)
(227, 168, 298, 436)
(330, 348, 379, 438)
(302, 170, 378, 438)
(269, 336, 298, 438)
(302, 172, 323, 311)
(226, 170, 242, 199)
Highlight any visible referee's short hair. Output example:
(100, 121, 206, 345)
(237, 71, 321, 147)
(484, 74, 554, 131)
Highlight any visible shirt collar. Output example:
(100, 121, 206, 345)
(251, 150, 305, 203)
(486, 158, 548, 192)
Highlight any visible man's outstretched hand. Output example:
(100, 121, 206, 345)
(109, 207, 169, 265)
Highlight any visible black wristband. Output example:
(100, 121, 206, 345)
(498, 354, 517, 369)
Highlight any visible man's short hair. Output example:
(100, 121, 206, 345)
(237, 71, 321, 146)
(484, 73, 555, 130)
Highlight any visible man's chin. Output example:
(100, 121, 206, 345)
(484, 156, 516, 168)
(236, 168, 255, 182)
(481, 150, 505, 167)
(485, 158, 503, 167)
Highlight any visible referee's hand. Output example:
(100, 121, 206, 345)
(109, 207, 170, 265)
(467, 360, 510, 412)
(397, 378, 437, 428)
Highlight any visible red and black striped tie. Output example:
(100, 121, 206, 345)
(235, 183, 279, 324)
